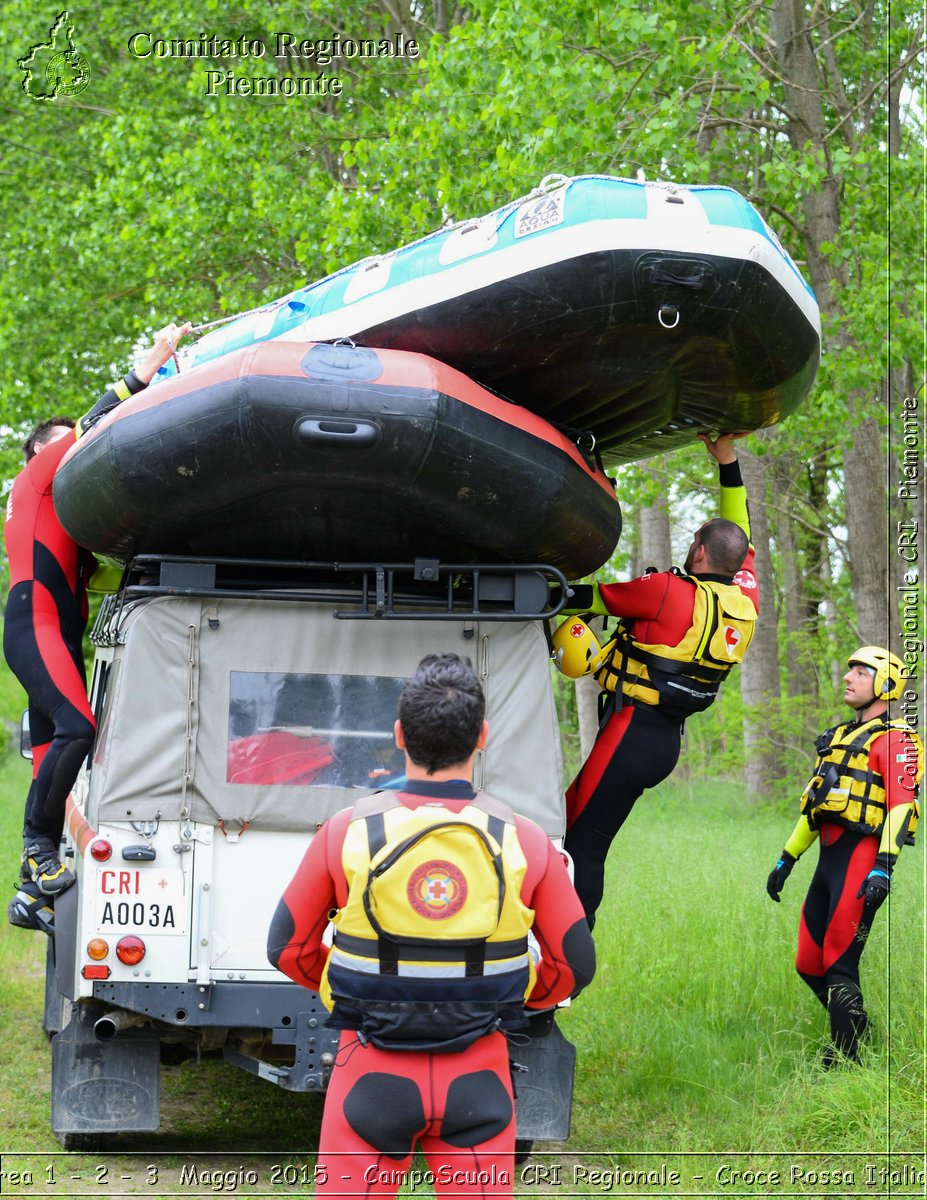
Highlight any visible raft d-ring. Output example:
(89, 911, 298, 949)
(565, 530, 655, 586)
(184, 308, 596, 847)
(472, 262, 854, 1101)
(538, 172, 571, 193)
(658, 305, 681, 329)
(576, 430, 597, 455)
(332, 337, 356, 349)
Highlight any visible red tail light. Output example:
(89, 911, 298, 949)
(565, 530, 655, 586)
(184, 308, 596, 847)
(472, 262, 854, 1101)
(115, 936, 146, 966)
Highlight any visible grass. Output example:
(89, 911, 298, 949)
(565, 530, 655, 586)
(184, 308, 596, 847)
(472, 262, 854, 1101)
(0, 737, 923, 1195)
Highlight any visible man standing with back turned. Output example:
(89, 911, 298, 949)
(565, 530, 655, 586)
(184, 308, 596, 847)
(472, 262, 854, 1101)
(766, 646, 922, 1065)
(268, 653, 595, 1198)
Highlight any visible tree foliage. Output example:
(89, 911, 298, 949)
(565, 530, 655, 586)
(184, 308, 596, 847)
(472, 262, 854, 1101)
(0, 0, 921, 790)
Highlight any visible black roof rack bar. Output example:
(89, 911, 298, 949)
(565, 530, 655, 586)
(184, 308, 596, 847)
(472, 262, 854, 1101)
(120, 555, 570, 622)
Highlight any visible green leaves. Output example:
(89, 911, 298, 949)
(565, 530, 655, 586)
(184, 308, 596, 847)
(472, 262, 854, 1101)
(0, 0, 914, 569)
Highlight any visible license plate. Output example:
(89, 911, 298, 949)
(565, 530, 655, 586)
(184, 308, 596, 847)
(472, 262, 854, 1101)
(94, 866, 188, 935)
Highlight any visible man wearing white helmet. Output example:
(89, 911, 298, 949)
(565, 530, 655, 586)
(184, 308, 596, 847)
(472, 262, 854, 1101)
(766, 646, 923, 1065)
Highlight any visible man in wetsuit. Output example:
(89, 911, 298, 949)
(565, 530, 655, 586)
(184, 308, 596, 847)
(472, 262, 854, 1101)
(268, 653, 595, 1199)
(766, 646, 923, 1065)
(556, 433, 758, 926)
(5, 321, 190, 929)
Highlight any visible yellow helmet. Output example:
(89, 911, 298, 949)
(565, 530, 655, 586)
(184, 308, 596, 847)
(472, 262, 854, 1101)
(848, 645, 906, 701)
(552, 618, 605, 678)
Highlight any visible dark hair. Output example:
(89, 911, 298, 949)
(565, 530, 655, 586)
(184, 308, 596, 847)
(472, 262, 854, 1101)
(24, 417, 75, 462)
(697, 518, 749, 576)
(397, 653, 486, 774)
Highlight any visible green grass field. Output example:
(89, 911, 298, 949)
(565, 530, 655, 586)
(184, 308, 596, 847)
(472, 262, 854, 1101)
(0, 741, 923, 1195)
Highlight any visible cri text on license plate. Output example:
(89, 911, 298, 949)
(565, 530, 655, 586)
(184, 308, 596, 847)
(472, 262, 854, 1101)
(95, 866, 187, 935)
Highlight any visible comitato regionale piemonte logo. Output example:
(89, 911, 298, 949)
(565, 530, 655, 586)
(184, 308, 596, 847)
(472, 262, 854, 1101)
(19, 10, 91, 101)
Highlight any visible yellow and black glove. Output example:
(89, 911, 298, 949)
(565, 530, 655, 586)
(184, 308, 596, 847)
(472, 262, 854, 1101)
(550, 582, 609, 616)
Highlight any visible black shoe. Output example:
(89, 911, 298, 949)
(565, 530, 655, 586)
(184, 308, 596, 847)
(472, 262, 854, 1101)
(820, 1044, 838, 1070)
(820, 1042, 862, 1069)
(8, 880, 55, 934)
(21, 838, 74, 897)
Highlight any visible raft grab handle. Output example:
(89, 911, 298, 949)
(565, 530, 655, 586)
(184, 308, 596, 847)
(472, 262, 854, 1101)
(295, 417, 380, 448)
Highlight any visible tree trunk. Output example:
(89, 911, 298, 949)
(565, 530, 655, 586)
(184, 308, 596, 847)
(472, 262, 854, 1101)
(737, 448, 785, 798)
(772, 0, 844, 298)
(841, 414, 890, 645)
(770, 452, 808, 699)
(638, 463, 673, 570)
(575, 673, 601, 765)
(772, 0, 891, 658)
(802, 455, 829, 639)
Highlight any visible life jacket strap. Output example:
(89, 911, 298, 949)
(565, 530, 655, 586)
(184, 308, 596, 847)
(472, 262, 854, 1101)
(803, 718, 895, 831)
(334, 930, 529, 963)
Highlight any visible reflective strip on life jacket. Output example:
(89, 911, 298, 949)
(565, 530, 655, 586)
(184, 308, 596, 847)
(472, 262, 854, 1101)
(319, 792, 536, 1026)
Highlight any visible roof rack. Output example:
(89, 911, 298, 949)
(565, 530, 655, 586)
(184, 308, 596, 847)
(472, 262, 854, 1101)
(90, 555, 568, 641)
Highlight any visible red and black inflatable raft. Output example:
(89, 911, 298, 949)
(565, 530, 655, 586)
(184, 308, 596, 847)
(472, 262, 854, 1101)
(53, 341, 621, 579)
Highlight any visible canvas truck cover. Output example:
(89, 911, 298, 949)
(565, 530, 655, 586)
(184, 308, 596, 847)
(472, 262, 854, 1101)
(89, 596, 566, 836)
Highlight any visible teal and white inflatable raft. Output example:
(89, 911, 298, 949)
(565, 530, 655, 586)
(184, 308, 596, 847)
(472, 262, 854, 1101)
(173, 174, 821, 464)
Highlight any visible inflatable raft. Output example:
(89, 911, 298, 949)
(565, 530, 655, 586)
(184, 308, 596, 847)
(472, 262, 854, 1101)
(54, 341, 621, 577)
(175, 174, 821, 464)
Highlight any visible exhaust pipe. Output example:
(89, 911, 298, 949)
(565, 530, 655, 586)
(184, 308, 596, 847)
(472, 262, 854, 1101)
(94, 1009, 149, 1041)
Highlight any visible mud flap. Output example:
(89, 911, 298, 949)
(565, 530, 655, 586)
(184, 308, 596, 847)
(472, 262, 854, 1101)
(512, 1022, 576, 1141)
(52, 1003, 160, 1137)
(42, 939, 62, 1038)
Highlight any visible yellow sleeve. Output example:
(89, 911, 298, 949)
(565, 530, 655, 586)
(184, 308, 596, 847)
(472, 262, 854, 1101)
(86, 557, 123, 594)
(719, 481, 751, 540)
(784, 813, 819, 859)
(558, 583, 610, 616)
(879, 802, 915, 861)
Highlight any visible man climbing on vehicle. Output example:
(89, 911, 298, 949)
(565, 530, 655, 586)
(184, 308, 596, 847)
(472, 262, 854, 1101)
(553, 432, 758, 926)
(766, 645, 922, 1066)
(268, 652, 595, 1198)
(5, 321, 191, 931)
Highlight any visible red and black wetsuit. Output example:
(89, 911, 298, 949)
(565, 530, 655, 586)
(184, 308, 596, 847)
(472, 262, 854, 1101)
(3, 369, 146, 847)
(3, 433, 96, 844)
(792, 727, 921, 1060)
(268, 779, 595, 1199)
(564, 460, 758, 925)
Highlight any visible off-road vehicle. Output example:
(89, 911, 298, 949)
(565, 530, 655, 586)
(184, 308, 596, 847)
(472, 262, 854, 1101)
(44, 554, 577, 1149)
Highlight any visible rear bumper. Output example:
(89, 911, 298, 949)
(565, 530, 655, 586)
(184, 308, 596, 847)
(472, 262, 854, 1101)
(92, 978, 338, 1092)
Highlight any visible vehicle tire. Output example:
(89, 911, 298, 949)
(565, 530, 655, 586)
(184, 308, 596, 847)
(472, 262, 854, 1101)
(58, 1132, 108, 1152)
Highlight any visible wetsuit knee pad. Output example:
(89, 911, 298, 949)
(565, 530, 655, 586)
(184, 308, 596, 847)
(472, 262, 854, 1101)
(441, 1070, 513, 1147)
(342, 1072, 425, 1156)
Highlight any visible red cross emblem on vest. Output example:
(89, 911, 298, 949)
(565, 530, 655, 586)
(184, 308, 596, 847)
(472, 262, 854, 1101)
(408, 860, 467, 919)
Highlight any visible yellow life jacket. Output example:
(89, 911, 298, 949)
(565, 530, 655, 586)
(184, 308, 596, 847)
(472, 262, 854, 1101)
(320, 790, 536, 1052)
(594, 574, 756, 719)
(800, 717, 922, 841)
